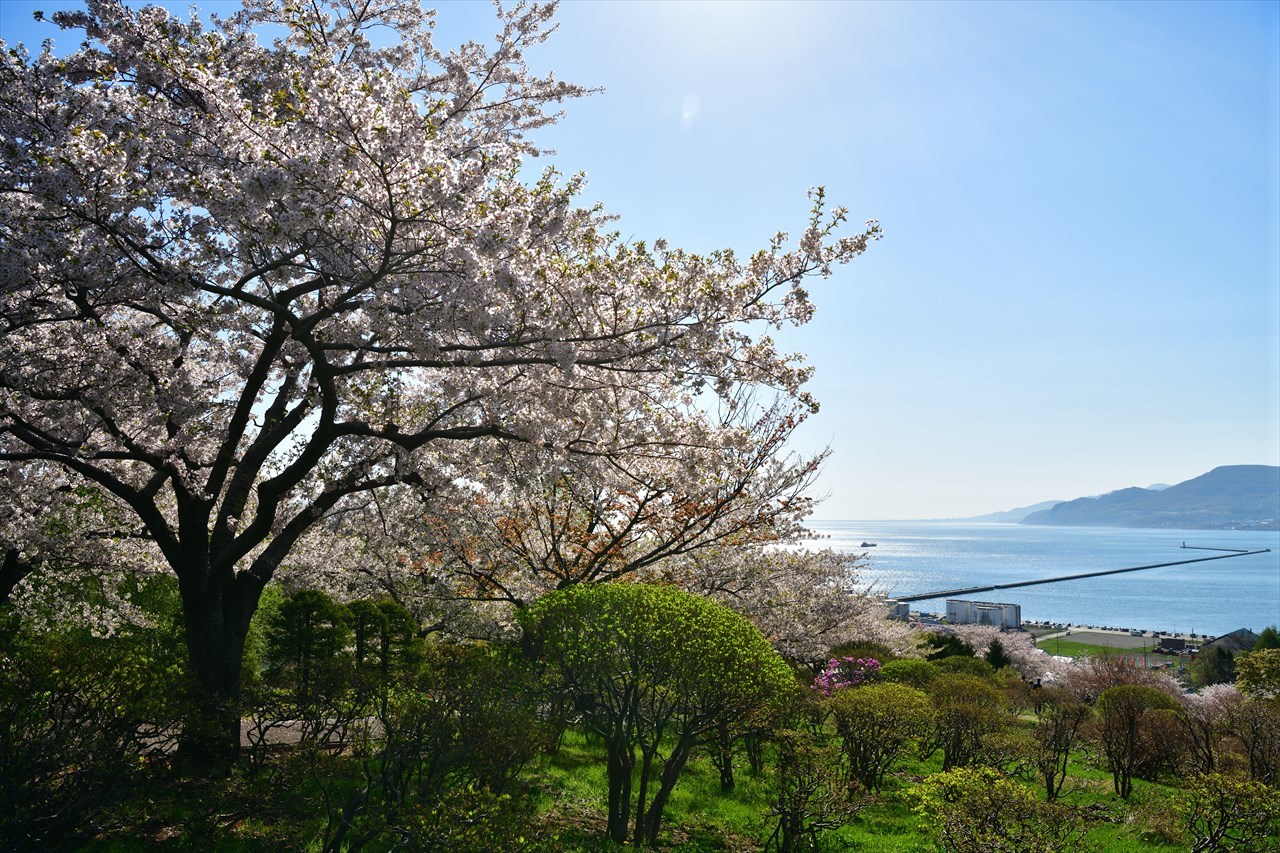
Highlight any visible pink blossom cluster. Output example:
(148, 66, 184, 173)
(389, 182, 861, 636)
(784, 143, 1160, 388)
(812, 656, 881, 696)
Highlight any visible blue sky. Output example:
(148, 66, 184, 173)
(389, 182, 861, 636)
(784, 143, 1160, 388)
(3, 0, 1277, 519)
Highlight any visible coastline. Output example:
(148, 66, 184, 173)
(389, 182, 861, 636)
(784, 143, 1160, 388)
(808, 521, 1280, 638)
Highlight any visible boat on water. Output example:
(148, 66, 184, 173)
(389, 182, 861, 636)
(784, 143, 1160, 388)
(861, 541, 876, 547)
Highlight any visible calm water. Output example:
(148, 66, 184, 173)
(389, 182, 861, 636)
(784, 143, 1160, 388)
(804, 521, 1280, 637)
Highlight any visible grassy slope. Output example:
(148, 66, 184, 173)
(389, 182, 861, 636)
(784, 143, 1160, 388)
(528, 729, 1189, 852)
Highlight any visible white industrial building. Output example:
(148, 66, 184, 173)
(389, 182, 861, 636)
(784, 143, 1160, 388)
(946, 599, 1022, 629)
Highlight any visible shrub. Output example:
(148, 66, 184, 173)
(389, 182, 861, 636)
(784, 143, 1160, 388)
(828, 682, 933, 791)
(913, 767, 1091, 853)
(1173, 773, 1280, 852)
(933, 655, 997, 681)
(825, 640, 897, 665)
(811, 656, 881, 695)
(923, 674, 1010, 770)
(0, 621, 182, 850)
(880, 657, 941, 688)
(764, 728, 859, 853)
(320, 641, 544, 851)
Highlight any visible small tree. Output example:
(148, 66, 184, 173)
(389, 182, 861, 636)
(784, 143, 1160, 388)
(829, 682, 933, 791)
(924, 632, 976, 660)
(985, 638, 1014, 671)
(923, 674, 1010, 771)
(1225, 695, 1280, 785)
(1193, 646, 1236, 688)
(1237, 649, 1280, 698)
(348, 600, 388, 673)
(522, 583, 795, 847)
(264, 589, 352, 709)
(1031, 688, 1092, 801)
(764, 728, 858, 853)
(1180, 684, 1242, 775)
(1173, 773, 1280, 852)
(1255, 626, 1280, 651)
(1093, 684, 1180, 799)
(349, 598, 421, 680)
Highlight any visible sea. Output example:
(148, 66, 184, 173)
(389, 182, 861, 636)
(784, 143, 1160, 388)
(803, 521, 1280, 638)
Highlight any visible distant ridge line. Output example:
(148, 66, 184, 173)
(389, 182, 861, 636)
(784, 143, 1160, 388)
(893, 548, 1273, 603)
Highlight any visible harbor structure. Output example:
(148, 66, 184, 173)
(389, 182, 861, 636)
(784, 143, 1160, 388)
(946, 599, 1022, 629)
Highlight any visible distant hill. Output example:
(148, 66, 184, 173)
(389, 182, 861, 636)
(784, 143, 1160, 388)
(965, 500, 1064, 523)
(1020, 465, 1280, 530)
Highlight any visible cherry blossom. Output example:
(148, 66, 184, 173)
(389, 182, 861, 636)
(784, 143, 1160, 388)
(0, 0, 879, 761)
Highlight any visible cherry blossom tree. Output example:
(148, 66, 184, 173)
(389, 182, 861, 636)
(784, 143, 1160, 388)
(336, 399, 826, 606)
(279, 405, 829, 638)
(0, 0, 879, 763)
(946, 623, 1052, 681)
(0, 450, 163, 631)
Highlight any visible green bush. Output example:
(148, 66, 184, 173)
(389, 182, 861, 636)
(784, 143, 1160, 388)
(923, 674, 1010, 771)
(825, 640, 898, 665)
(522, 582, 796, 847)
(321, 641, 545, 851)
(764, 728, 858, 853)
(0, 617, 183, 851)
(913, 767, 1092, 853)
(1173, 772, 1280, 852)
(880, 658, 941, 688)
(1093, 684, 1181, 799)
(828, 682, 933, 791)
(933, 655, 998, 681)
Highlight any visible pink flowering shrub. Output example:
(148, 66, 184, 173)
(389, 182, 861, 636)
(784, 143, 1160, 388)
(813, 657, 882, 695)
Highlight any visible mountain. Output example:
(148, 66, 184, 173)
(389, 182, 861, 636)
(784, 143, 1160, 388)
(1020, 465, 1280, 530)
(965, 500, 1064, 523)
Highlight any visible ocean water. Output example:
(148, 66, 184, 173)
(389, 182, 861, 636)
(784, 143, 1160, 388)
(803, 521, 1280, 637)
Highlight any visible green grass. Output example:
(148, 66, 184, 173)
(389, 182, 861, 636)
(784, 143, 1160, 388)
(82, 720, 1221, 851)
(521, 726, 1200, 852)
(1036, 637, 1183, 668)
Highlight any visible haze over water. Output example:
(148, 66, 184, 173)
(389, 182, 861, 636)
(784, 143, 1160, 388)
(806, 522, 1280, 638)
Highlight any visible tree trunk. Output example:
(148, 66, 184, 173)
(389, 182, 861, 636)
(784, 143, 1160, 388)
(177, 571, 262, 771)
(640, 736, 695, 847)
(745, 732, 765, 775)
(632, 746, 655, 847)
(605, 738, 635, 843)
(0, 548, 33, 605)
(714, 723, 735, 792)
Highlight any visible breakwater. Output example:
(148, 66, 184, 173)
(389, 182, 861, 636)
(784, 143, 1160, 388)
(893, 548, 1272, 604)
